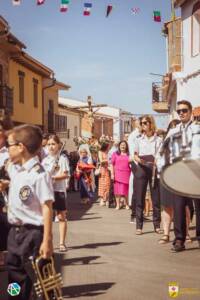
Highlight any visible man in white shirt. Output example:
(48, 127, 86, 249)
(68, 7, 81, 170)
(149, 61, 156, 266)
(167, 100, 200, 252)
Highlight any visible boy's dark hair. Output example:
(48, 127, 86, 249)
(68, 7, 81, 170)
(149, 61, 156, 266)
(7, 124, 43, 154)
(177, 100, 193, 112)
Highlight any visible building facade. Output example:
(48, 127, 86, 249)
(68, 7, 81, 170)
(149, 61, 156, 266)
(0, 16, 70, 130)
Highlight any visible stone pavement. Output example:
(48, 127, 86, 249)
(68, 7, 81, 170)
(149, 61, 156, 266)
(1, 192, 200, 300)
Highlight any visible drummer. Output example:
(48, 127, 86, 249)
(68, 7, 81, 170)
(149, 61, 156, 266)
(165, 100, 200, 252)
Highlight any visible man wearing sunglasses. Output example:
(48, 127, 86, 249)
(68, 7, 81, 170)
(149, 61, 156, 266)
(166, 100, 200, 252)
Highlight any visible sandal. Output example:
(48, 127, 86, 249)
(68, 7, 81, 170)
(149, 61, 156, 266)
(186, 235, 192, 243)
(59, 244, 68, 252)
(158, 235, 169, 244)
(155, 228, 163, 234)
(136, 229, 143, 235)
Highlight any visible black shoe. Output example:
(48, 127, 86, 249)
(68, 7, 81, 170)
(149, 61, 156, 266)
(130, 216, 136, 224)
(171, 241, 185, 252)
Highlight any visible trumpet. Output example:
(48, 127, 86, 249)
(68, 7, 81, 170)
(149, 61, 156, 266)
(31, 255, 63, 300)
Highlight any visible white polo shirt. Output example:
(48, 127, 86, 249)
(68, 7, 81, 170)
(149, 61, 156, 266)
(7, 156, 54, 226)
(42, 154, 70, 192)
(134, 134, 162, 156)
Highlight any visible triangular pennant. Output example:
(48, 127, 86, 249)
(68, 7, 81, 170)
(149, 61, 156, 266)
(37, 0, 45, 5)
(106, 5, 113, 17)
(84, 3, 92, 16)
(12, 0, 21, 5)
(131, 7, 140, 15)
(153, 11, 161, 22)
(60, 0, 70, 12)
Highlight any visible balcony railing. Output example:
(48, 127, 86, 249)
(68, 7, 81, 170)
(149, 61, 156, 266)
(44, 113, 68, 133)
(0, 85, 13, 114)
(152, 82, 169, 113)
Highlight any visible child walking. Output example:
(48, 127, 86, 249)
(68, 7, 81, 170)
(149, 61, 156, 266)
(42, 134, 69, 252)
(1, 124, 54, 300)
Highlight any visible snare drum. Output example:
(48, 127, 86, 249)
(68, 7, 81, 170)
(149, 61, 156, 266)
(160, 123, 200, 198)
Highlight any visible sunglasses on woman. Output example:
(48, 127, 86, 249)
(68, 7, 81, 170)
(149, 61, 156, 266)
(140, 121, 149, 126)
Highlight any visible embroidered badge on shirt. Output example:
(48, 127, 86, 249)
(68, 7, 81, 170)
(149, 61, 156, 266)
(19, 186, 32, 201)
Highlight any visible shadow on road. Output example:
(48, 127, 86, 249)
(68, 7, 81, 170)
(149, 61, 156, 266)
(62, 282, 115, 298)
(68, 192, 99, 222)
(69, 241, 123, 250)
(62, 256, 106, 266)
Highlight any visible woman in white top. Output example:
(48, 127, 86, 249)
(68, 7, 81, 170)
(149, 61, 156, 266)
(42, 135, 70, 252)
(134, 115, 162, 235)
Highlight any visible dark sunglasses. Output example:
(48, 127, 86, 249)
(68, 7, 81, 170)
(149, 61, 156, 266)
(5, 141, 19, 148)
(140, 121, 149, 126)
(176, 108, 189, 115)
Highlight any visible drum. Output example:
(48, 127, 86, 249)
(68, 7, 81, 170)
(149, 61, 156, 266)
(160, 123, 200, 198)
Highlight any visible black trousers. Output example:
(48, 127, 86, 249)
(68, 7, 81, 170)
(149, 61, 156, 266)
(131, 177, 137, 218)
(194, 199, 200, 241)
(173, 196, 195, 243)
(7, 225, 43, 300)
(134, 165, 161, 230)
(130, 161, 137, 218)
(0, 212, 11, 251)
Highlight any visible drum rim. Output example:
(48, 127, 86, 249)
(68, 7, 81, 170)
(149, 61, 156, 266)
(160, 164, 200, 199)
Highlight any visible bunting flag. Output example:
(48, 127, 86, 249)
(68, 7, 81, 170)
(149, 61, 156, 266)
(12, 0, 21, 5)
(131, 7, 140, 15)
(37, 0, 45, 5)
(83, 3, 92, 16)
(153, 11, 161, 22)
(60, 0, 70, 12)
(106, 5, 113, 17)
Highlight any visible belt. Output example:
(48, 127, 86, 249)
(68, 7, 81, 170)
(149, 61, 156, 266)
(11, 224, 44, 230)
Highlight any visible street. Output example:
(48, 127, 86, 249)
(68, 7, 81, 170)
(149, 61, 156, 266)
(1, 191, 200, 300)
(57, 192, 200, 300)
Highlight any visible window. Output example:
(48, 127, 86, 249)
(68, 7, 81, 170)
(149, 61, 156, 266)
(55, 115, 67, 132)
(18, 71, 25, 103)
(124, 120, 131, 133)
(191, 2, 200, 57)
(67, 129, 70, 139)
(33, 78, 38, 108)
(74, 126, 78, 137)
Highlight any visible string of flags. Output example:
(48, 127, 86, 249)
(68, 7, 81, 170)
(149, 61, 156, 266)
(11, 0, 162, 22)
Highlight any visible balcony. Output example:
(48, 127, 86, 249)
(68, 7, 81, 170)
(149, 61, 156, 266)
(152, 82, 169, 113)
(0, 85, 13, 115)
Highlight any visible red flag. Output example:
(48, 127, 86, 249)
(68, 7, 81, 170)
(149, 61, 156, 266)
(106, 5, 113, 17)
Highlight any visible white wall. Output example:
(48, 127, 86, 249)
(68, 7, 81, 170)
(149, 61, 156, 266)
(176, 1, 200, 108)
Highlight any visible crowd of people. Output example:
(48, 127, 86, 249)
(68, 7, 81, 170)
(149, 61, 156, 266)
(0, 99, 199, 300)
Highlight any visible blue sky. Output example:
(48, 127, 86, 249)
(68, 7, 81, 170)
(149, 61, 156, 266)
(0, 0, 175, 114)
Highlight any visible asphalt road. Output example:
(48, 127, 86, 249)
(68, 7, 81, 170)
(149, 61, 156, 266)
(1, 192, 200, 300)
(58, 192, 200, 300)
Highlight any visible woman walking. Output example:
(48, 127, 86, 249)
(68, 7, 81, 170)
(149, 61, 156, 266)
(134, 115, 162, 235)
(98, 143, 111, 206)
(111, 141, 131, 209)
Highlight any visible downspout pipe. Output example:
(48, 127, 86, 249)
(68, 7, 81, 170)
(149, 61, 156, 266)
(42, 75, 56, 132)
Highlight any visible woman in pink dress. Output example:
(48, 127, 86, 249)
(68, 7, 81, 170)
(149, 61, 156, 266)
(111, 141, 131, 210)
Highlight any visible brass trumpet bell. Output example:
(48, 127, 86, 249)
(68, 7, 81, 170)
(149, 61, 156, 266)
(31, 255, 63, 300)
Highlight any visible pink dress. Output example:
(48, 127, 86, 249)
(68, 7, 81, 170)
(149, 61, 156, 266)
(111, 152, 131, 196)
